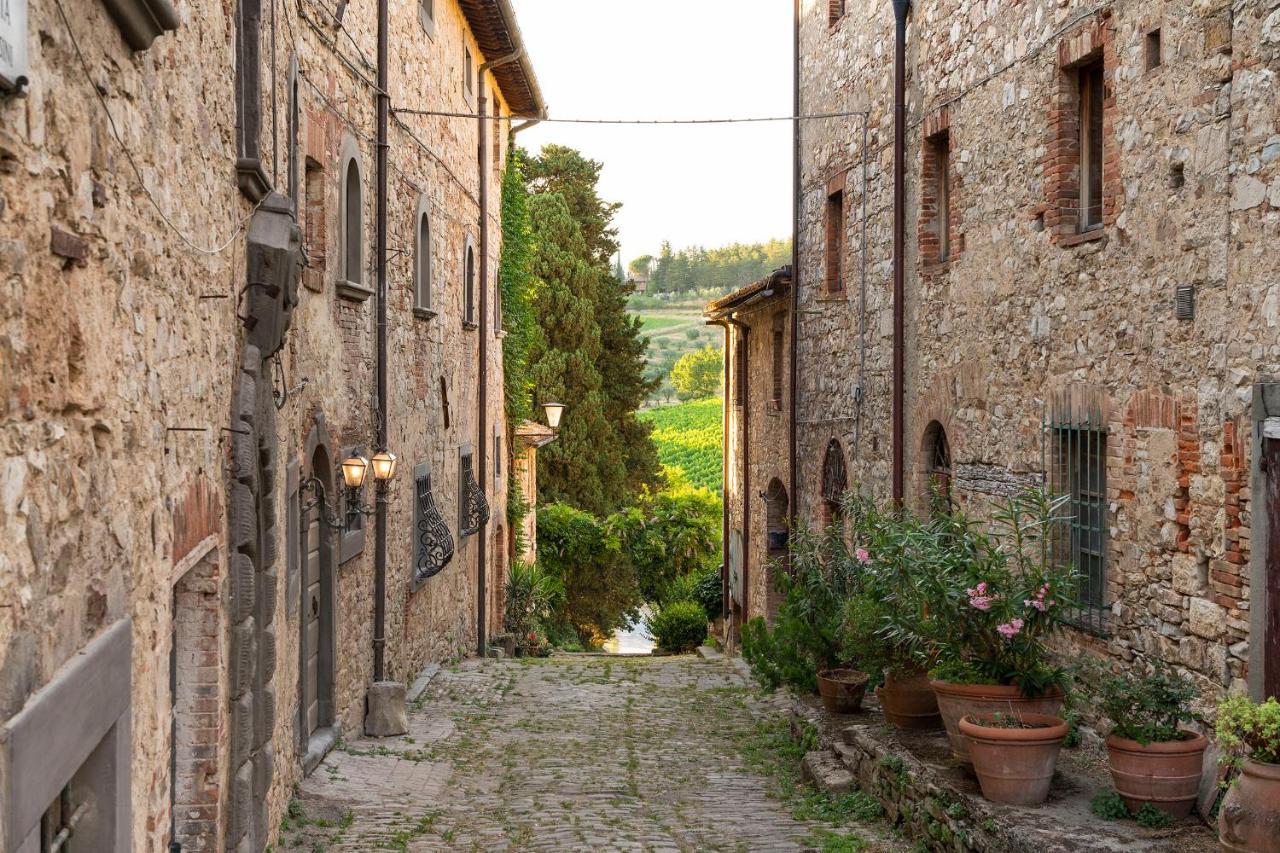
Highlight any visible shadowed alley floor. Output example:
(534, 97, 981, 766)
(276, 655, 906, 851)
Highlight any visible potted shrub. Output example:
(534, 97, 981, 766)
(1217, 696, 1280, 852)
(959, 712, 1069, 805)
(925, 490, 1076, 762)
(1098, 663, 1206, 819)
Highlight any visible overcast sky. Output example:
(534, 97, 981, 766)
(510, 0, 793, 265)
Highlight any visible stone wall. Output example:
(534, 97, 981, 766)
(0, 0, 521, 848)
(797, 0, 1280, 702)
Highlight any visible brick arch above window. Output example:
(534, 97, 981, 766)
(337, 133, 371, 301)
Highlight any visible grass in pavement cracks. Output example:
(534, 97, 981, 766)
(736, 715, 885, 851)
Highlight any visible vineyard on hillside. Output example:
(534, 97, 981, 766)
(639, 398, 723, 493)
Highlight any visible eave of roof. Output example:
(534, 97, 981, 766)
(704, 266, 793, 320)
(457, 0, 545, 118)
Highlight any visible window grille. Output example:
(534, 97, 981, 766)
(1078, 61, 1105, 232)
(1048, 414, 1108, 634)
(821, 438, 847, 524)
(460, 450, 489, 536)
(413, 467, 454, 585)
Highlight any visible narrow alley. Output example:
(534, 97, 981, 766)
(277, 655, 904, 852)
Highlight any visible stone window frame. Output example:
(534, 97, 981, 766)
(463, 45, 476, 107)
(919, 108, 961, 271)
(418, 0, 436, 39)
(413, 194, 436, 320)
(462, 237, 479, 330)
(337, 134, 372, 301)
(1043, 11, 1119, 247)
(770, 311, 786, 411)
(338, 443, 367, 564)
(822, 171, 846, 297)
(0, 619, 133, 852)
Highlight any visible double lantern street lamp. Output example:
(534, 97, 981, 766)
(305, 449, 398, 531)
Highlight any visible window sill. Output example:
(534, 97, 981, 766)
(337, 280, 373, 302)
(418, 5, 436, 39)
(462, 320, 479, 331)
(815, 291, 848, 303)
(494, 329, 507, 339)
(1059, 228, 1106, 248)
(413, 307, 438, 321)
(922, 259, 954, 276)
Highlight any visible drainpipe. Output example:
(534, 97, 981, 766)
(891, 0, 910, 506)
(477, 49, 524, 658)
(372, 0, 389, 682)
(727, 317, 750, 622)
(790, 0, 801, 538)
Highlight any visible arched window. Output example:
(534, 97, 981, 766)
(337, 135, 367, 301)
(820, 438, 848, 529)
(922, 420, 952, 516)
(414, 197, 432, 315)
(463, 241, 477, 327)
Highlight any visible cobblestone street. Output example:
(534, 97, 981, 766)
(277, 655, 904, 852)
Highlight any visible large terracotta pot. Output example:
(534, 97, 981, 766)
(1220, 759, 1280, 853)
(816, 668, 869, 714)
(1105, 731, 1207, 819)
(931, 680, 1065, 762)
(959, 712, 1068, 806)
(875, 670, 942, 730)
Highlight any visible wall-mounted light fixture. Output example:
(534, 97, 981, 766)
(304, 450, 398, 530)
(542, 402, 565, 430)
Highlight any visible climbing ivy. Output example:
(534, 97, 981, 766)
(498, 144, 542, 427)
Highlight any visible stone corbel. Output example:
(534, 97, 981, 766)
(99, 0, 179, 51)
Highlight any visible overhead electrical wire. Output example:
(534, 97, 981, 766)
(391, 108, 871, 124)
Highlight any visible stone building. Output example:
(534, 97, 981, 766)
(794, 0, 1280, 705)
(706, 268, 793, 632)
(0, 0, 541, 849)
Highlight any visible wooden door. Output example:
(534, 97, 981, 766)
(1265, 436, 1280, 700)
(303, 498, 322, 736)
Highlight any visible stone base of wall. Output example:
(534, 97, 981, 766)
(787, 693, 1216, 853)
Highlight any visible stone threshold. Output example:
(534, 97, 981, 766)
(787, 691, 1217, 853)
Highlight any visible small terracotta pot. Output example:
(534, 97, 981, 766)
(960, 712, 1068, 806)
(931, 679, 1065, 763)
(875, 670, 942, 730)
(816, 668, 870, 714)
(1220, 759, 1280, 853)
(1105, 731, 1207, 819)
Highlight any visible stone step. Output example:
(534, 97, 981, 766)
(801, 750, 854, 795)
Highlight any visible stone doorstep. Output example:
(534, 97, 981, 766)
(787, 693, 1219, 853)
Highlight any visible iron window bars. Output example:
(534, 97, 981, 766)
(1046, 412, 1108, 635)
(460, 451, 490, 536)
(414, 468, 454, 584)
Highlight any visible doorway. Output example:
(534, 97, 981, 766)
(300, 447, 336, 757)
(1264, 433, 1279, 699)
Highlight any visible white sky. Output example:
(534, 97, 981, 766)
(510, 0, 793, 264)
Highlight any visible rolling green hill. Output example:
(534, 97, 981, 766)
(638, 398, 723, 493)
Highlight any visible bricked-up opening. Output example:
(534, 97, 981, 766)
(824, 188, 844, 293)
(1145, 29, 1162, 71)
(415, 210, 432, 312)
(734, 328, 747, 408)
(303, 158, 326, 292)
(170, 550, 222, 851)
(828, 0, 845, 26)
(921, 130, 952, 265)
(1078, 61, 1105, 232)
(343, 157, 363, 283)
(771, 312, 785, 409)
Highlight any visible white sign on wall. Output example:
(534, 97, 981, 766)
(0, 0, 28, 93)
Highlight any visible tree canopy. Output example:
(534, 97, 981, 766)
(645, 238, 792, 295)
(670, 345, 723, 400)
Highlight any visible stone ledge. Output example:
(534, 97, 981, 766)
(787, 691, 1216, 852)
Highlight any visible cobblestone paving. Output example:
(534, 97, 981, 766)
(277, 654, 905, 852)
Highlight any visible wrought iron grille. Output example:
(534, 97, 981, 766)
(821, 438, 848, 525)
(460, 452, 489, 536)
(1046, 412, 1109, 635)
(414, 470, 454, 584)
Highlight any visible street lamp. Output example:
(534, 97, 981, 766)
(542, 402, 565, 430)
(304, 449, 399, 530)
(370, 450, 398, 481)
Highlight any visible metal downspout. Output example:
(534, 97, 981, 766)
(477, 48, 524, 658)
(709, 319, 731, 624)
(372, 0, 389, 682)
(891, 0, 910, 506)
(790, 0, 801, 540)
(727, 316, 750, 624)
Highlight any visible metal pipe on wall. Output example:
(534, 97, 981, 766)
(372, 0, 389, 682)
(727, 317, 750, 623)
(709, 319, 731, 623)
(891, 0, 910, 506)
(790, 0, 801, 537)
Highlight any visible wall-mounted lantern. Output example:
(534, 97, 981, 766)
(542, 402, 565, 430)
(305, 449, 398, 530)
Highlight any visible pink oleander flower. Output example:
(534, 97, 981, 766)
(997, 618, 1025, 639)
(966, 582, 995, 611)
(1024, 582, 1054, 611)
(855, 547, 870, 564)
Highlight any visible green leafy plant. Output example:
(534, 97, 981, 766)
(647, 600, 707, 653)
(1134, 803, 1174, 828)
(1216, 695, 1280, 766)
(1090, 790, 1131, 820)
(691, 567, 723, 622)
(1098, 662, 1199, 745)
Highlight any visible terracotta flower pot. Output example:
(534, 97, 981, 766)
(1220, 759, 1280, 853)
(931, 679, 1065, 763)
(875, 670, 941, 730)
(816, 668, 869, 714)
(1105, 731, 1207, 819)
(959, 712, 1068, 806)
